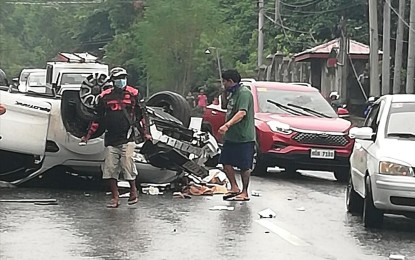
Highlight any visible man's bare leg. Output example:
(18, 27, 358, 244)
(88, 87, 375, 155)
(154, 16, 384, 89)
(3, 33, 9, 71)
(107, 178, 119, 208)
(224, 165, 240, 193)
(239, 169, 251, 198)
(128, 180, 138, 204)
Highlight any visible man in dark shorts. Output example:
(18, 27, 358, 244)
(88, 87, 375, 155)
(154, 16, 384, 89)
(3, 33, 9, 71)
(219, 69, 255, 201)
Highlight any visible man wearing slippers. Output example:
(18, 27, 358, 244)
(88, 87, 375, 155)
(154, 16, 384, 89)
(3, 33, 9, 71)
(82, 67, 147, 208)
(219, 69, 255, 202)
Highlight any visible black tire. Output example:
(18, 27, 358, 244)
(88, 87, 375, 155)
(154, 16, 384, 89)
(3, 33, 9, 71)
(363, 177, 384, 228)
(346, 177, 364, 214)
(334, 168, 350, 183)
(147, 91, 191, 127)
(61, 91, 104, 138)
(204, 154, 220, 168)
(251, 144, 268, 176)
(284, 166, 301, 177)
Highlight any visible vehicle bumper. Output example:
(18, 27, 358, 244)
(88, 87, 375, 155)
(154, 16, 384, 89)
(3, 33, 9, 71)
(262, 147, 351, 170)
(371, 174, 415, 213)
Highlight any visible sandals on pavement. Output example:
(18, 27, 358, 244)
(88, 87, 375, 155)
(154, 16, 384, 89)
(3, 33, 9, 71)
(106, 199, 120, 208)
(222, 191, 241, 200)
(225, 195, 250, 202)
(128, 196, 138, 205)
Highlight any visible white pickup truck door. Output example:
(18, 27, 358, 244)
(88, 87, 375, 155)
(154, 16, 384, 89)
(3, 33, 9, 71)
(0, 92, 51, 156)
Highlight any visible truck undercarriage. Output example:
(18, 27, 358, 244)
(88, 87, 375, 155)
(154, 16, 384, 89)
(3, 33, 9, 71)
(0, 53, 220, 185)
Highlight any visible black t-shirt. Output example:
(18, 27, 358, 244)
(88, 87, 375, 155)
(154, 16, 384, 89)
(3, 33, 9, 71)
(95, 86, 141, 146)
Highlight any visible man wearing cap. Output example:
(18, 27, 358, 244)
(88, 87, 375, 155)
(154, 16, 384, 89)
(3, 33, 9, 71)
(82, 67, 148, 208)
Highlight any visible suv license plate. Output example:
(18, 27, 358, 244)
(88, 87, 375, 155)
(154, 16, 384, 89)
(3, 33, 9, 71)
(310, 149, 335, 159)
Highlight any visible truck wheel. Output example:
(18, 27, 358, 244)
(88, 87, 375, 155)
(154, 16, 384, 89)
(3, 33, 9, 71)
(284, 166, 301, 177)
(79, 73, 110, 109)
(346, 177, 363, 214)
(61, 91, 104, 138)
(363, 178, 384, 228)
(334, 168, 350, 183)
(147, 91, 191, 127)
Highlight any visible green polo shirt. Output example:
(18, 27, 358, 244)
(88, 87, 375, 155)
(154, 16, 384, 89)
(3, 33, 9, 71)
(224, 85, 256, 143)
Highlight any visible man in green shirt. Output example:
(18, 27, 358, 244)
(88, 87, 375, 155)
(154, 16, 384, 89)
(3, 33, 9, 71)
(219, 69, 255, 201)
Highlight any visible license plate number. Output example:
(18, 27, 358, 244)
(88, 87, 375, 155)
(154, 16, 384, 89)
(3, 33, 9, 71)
(310, 149, 335, 159)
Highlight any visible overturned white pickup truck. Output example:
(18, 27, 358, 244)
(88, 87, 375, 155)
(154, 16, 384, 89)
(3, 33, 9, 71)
(0, 53, 220, 185)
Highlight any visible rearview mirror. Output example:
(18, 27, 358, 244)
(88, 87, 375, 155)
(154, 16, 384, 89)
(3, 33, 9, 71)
(349, 127, 374, 140)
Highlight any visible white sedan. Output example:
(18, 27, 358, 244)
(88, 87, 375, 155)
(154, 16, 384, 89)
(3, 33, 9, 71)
(346, 94, 415, 228)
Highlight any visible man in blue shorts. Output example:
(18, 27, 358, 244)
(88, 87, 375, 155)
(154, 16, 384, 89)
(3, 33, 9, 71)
(219, 69, 255, 201)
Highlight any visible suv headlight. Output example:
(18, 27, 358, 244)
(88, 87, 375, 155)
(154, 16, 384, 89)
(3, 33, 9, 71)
(266, 121, 292, 135)
(379, 161, 414, 176)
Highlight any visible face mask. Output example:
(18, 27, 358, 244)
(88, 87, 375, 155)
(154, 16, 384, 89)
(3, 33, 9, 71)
(114, 79, 127, 89)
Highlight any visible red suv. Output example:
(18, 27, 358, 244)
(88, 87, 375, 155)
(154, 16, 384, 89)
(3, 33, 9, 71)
(202, 81, 354, 182)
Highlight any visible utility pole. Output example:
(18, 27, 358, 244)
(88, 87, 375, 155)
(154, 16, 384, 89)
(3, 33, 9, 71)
(275, 0, 280, 23)
(393, 0, 406, 94)
(258, 0, 265, 67)
(382, 1, 391, 95)
(337, 17, 348, 102)
(369, 0, 380, 97)
(406, 0, 415, 93)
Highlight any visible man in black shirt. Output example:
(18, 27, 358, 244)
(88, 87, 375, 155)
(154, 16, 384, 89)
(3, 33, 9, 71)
(82, 67, 147, 208)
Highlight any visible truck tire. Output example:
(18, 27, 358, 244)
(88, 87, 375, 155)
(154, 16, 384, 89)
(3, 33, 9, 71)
(251, 144, 268, 176)
(61, 91, 103, 138)
(147, 91, 191, 127)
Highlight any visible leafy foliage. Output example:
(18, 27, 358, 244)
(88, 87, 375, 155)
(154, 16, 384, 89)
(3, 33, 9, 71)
(0, 0, 410, 93)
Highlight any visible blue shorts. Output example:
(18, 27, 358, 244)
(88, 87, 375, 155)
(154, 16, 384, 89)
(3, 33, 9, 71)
(219, 141, 255, 170)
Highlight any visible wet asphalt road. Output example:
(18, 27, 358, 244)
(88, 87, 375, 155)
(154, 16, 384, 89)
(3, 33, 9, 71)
(0, 170, 414, 260)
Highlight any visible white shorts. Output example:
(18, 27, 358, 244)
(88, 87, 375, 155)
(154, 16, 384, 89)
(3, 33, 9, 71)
(102, 142, 138, 181)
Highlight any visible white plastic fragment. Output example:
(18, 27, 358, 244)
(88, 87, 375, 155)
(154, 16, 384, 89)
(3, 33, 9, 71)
(296, 207, 306, 211)
(389, 254, 405, 260)
(119, 192, 130, 198)
(258, 208, 277, 218)
(117, 181, 130, 188)
(209, 206, 235, 211)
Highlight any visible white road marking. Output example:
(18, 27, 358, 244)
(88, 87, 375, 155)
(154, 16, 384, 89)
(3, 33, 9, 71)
(255, 219, 309, 247)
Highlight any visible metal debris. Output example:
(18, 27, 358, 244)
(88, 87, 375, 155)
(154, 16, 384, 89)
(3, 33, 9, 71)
(0, 199, 57, 203)
(251, 190, 261, 197)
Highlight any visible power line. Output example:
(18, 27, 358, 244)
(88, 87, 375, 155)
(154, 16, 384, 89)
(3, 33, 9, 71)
(280, 0, 319, 8)
(384, 0, 415, 34)
(265, 2, 363, 17)
(5, 1, 103, 4)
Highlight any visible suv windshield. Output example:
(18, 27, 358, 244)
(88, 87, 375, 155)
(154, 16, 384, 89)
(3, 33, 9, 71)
(256, 87, 338, 118)
(386, 102, 415, 138)
(61, 73, 91, 85)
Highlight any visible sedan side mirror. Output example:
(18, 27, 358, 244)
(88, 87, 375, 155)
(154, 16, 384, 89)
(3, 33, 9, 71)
(337, 107, 349, 118)
(349, 127, 374, 140)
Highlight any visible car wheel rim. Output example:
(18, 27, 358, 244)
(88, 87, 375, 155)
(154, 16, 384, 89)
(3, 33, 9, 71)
(80, 73, 111, 109)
